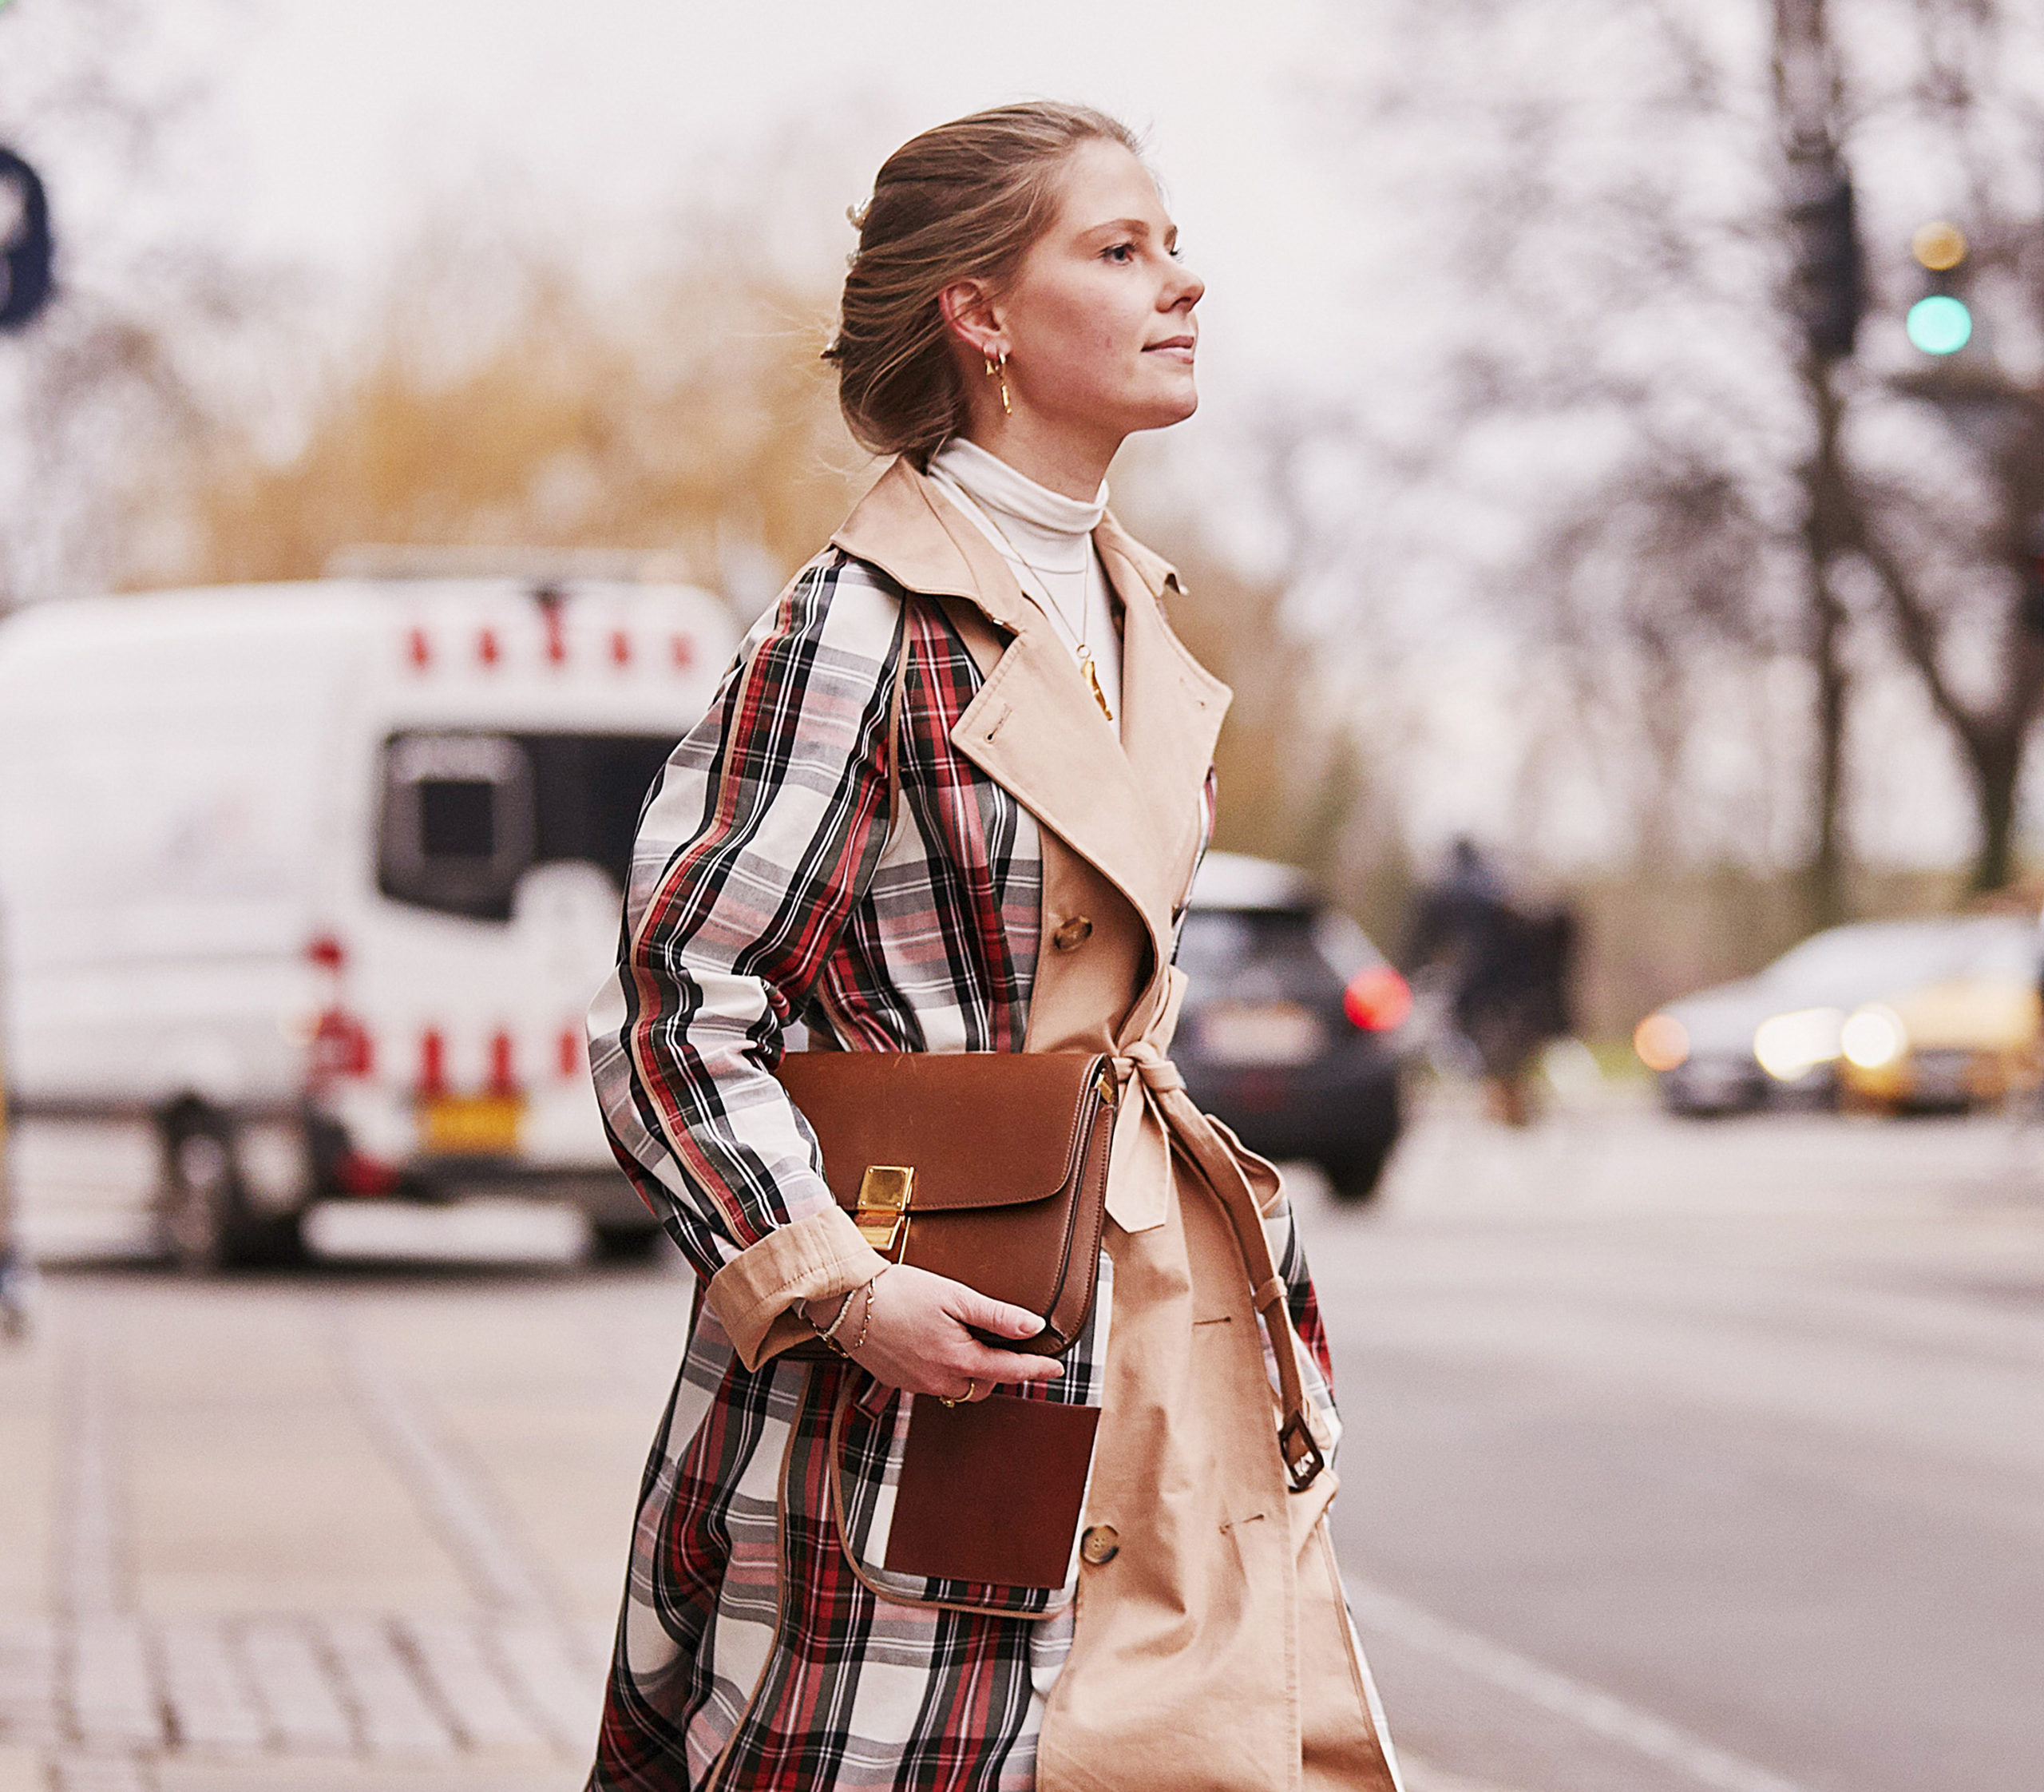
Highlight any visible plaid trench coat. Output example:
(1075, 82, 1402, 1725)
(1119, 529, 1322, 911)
(585, 460, 1401, 1791)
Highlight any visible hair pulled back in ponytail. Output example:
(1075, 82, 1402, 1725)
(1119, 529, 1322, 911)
(823, 102, 1142, 467)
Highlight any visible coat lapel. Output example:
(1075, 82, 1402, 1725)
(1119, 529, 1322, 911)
(1095, 516, 1230, 922)
(832, 458, 1230, 977)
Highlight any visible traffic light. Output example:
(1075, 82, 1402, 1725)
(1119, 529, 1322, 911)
(1904, 220, 1971, 357)
(0, 147, 53, 332)
(1787, 162, 1862, 361)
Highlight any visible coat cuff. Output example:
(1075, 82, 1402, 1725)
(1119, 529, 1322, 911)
(706, 1204, 891, 1370)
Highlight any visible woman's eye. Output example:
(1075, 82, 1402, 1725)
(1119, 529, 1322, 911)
(1103, 243, 1135, 264)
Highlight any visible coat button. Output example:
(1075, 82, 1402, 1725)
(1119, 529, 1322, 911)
(1054, 917, 1094, 951)
(1079, 1524, 1119, 1565)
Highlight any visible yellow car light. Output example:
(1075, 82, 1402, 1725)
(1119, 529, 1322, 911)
(1841, 1005, 1907, 1070)
(1753, 1008, 1844, 1081)
(1634, 1013, 1689, 1072)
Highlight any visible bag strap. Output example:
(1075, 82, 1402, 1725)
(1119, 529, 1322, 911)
(1137, 1068, 1325, 1492)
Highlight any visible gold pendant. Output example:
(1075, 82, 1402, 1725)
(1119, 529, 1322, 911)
(1080, 650, 1115, 722)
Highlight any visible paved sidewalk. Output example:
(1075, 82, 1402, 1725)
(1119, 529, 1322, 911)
(0, 1269, 656, 1791)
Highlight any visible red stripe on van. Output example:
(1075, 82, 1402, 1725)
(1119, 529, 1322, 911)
(489, 1029, 516, 1093)
(418, 1029, 446, 1096)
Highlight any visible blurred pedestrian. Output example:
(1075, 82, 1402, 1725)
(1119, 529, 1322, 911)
(1406, 840, 1576, 1125)
(584, 105, 1400, 1791)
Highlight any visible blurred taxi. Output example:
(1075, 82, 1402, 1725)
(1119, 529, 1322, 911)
(1836, 966, 2041, 1113)
(1635, 914, 2043, 1116)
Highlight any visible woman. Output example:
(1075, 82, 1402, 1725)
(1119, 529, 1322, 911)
(587, 102, 1403, 1792)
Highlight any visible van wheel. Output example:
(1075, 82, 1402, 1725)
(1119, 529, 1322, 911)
(160, 1109, 303, 1272)
(591, 1222, 667, 1264)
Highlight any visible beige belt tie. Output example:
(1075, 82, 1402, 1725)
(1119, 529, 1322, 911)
(1112, 1021, 1326, 1493)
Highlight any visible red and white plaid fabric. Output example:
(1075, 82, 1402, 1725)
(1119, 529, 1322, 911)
(585, 549, 1337, 1789)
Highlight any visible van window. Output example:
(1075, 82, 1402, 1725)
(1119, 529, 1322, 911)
(378, 730, 675, 921)
(420, 779, 499, 858)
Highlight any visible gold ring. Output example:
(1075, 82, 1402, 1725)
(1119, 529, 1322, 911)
(937, 1378, 976, 1409)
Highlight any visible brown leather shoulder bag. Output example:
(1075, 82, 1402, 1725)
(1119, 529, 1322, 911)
(773, 1049, 1117, 1354)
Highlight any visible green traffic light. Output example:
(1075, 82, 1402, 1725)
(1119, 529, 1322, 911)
(1907, 294, 1973, 355)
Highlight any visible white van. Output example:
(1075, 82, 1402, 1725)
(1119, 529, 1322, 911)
(0, 573, 735, 1267)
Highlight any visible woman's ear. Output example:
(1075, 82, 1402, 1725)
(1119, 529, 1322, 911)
(938, 280, 1002, 362)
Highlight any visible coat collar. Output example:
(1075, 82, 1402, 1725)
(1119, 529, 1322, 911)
(831, 456, 1030, 634)
(831, 456, 1230, 972)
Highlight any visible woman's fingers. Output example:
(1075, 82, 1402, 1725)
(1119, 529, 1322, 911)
(958, 1343, 1063, 1386)
(947, 1286, 1046, 1341)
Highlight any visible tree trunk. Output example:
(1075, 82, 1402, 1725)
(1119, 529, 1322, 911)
(1972, 758, 2018, 892)
(1961, 720, 2026, 894)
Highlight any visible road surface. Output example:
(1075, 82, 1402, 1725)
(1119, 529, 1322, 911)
(1, 1094, 2039, 1790)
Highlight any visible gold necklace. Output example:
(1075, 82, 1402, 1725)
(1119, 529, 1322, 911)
(972, 506, 1115, 723)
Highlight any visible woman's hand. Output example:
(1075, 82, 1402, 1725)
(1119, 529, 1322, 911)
(804, 1265, 1063, 1401)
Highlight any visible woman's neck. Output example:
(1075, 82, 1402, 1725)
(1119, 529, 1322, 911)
(958, 412, 1119, 502)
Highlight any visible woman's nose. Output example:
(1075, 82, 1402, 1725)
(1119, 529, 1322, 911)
(1167, 265, 1205, 311)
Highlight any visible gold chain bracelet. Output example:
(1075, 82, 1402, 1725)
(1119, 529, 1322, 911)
(834, 1265, 886, 1358)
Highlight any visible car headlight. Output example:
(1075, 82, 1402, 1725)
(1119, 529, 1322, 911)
(1633, 1013, 1689, 1072)
(1840, 1005, 1907, 1070)
(1753, 1008, 1844, 1081)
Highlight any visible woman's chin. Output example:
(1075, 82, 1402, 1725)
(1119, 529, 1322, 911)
(1120, 383, 1199, 434)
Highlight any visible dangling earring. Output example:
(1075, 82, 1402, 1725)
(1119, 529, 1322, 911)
(983, 347, 1011, 417)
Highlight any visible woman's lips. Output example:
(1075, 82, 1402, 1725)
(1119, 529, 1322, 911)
(1144, 338, 1196, 363)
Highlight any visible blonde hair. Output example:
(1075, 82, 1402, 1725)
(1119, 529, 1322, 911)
(824, 102, 1143, 466)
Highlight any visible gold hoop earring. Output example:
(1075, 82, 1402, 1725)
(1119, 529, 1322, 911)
(983, 348, 1011, 417)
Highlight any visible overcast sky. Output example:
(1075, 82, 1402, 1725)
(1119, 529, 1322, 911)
(65, 0, 1369, 409)
(0, 0, 2002, 870)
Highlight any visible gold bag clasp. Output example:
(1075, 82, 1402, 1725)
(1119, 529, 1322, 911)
(854, 1165, 913, 1256)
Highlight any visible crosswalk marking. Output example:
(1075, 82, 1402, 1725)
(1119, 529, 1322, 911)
(323, 1616, 459, 1758)
(400, 1616, 548, 1751)
(238, 1616, 353, 1754)
(67, 1619, 159, 1752)
(152, 1618, 263, 1754)
(2, 1610, 600, 1774)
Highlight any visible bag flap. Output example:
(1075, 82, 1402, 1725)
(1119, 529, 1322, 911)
(775, 1050, 1109, 1212)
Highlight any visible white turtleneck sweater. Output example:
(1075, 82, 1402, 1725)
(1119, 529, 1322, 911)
(927, 436, 1123, 734)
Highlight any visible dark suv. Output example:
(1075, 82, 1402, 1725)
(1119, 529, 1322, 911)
(1171, 853, 1409, 1201)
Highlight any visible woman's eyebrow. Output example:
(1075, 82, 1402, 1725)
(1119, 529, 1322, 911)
(1081, 216, 1156, 242)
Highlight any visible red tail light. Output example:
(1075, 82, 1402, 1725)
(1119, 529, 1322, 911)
(310, 1009, 374, 1079)
(418, 1028, 446, 1096)
(333, 1150, 401, 1196)
(1342, 965, 1412, 1033)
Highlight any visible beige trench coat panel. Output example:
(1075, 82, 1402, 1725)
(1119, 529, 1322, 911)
(834, 462, 1404, 1792)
